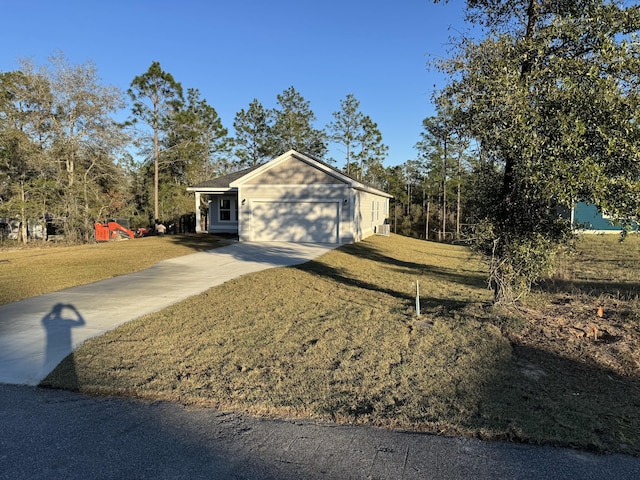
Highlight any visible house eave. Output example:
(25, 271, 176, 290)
(353, 184, 394, 199)
(186, 186, 238, 194)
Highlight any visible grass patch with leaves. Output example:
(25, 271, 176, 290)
(42, 234, 640, 455)
(0, 234, 231, 305)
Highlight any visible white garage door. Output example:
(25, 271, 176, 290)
(251, 201, 339, 243)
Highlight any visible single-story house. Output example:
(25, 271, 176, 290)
(187, 150, 392, 244)
(572, 201, 638, 233)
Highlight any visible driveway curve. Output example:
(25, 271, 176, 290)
(0, 242, 337, 386)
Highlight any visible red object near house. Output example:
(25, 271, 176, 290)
(94, 222, 135, 241)
(94, 223, 110, 241)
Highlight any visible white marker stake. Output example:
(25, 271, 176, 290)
(415, 280, 421, 317)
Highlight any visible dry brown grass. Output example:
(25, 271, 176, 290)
(0, 234, 231, 305)
(42, 233, 640, 455)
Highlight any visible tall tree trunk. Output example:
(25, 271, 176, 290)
(346, 142, 351, 176)
(19, 182, 27, 244)
(456, 152, 461, 239)
(154, 117, 160, 222)
(83, 160, 96, 242)
(494, 0, 540, 301)
(393, 203, 397, 234)
(425, 199, 430, 240)
(442, 137, 447, 238)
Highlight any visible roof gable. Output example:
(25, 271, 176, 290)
(238, 152, 347, 186)
(188, 150, 392, 198)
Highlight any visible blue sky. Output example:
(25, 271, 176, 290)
(1, 0, 470, 168)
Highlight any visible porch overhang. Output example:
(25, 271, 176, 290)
(187, 188, 238, 233)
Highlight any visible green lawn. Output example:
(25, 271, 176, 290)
(40, 233, 640, 455)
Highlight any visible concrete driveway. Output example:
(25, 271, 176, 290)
(0, 241, 337, 386)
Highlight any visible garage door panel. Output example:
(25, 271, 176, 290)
(251, 201, 339, 243)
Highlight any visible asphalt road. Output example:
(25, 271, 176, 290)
(1, 384, 639, 480)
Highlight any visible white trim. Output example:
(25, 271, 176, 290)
(241, 183, 347, 189)
(353, 184, 393, 199)
(186, 187, 236, 193)
(194, 192, 202, 233)
(217, 197, 238, 223)
(249, 197, 341, 203)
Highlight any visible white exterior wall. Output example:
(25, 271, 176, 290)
(353, 190, 389, 241)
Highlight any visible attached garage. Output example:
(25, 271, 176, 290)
(187, 150, 392, 244)
(250, 201, 339, 243)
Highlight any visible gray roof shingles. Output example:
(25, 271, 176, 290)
(190, 164, 262, 189)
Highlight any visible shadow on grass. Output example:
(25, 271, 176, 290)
(469, 341, 640, 455)
(338, 241, 488, 290)
(295, 259, 414, 301)
(537, 278, 640, 299)
(162, 233, 238, 252)
(294, 260, 472, 314)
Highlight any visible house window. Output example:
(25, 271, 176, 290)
(220, 199, 232, 221)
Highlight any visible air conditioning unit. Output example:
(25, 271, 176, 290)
(375, 224, 390, 236)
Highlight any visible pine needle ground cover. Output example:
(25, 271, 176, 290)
(0, 234, 229, 305)
(42, 234, 640, 455)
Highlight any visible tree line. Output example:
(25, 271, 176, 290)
(0, 54, 484, 246)
(0, 56, 398, 242)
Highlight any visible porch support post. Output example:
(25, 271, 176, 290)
(194, 192, 202, 233)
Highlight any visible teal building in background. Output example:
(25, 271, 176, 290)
(572, 201, 638, 233)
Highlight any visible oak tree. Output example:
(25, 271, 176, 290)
(436, 0, 640, 301)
